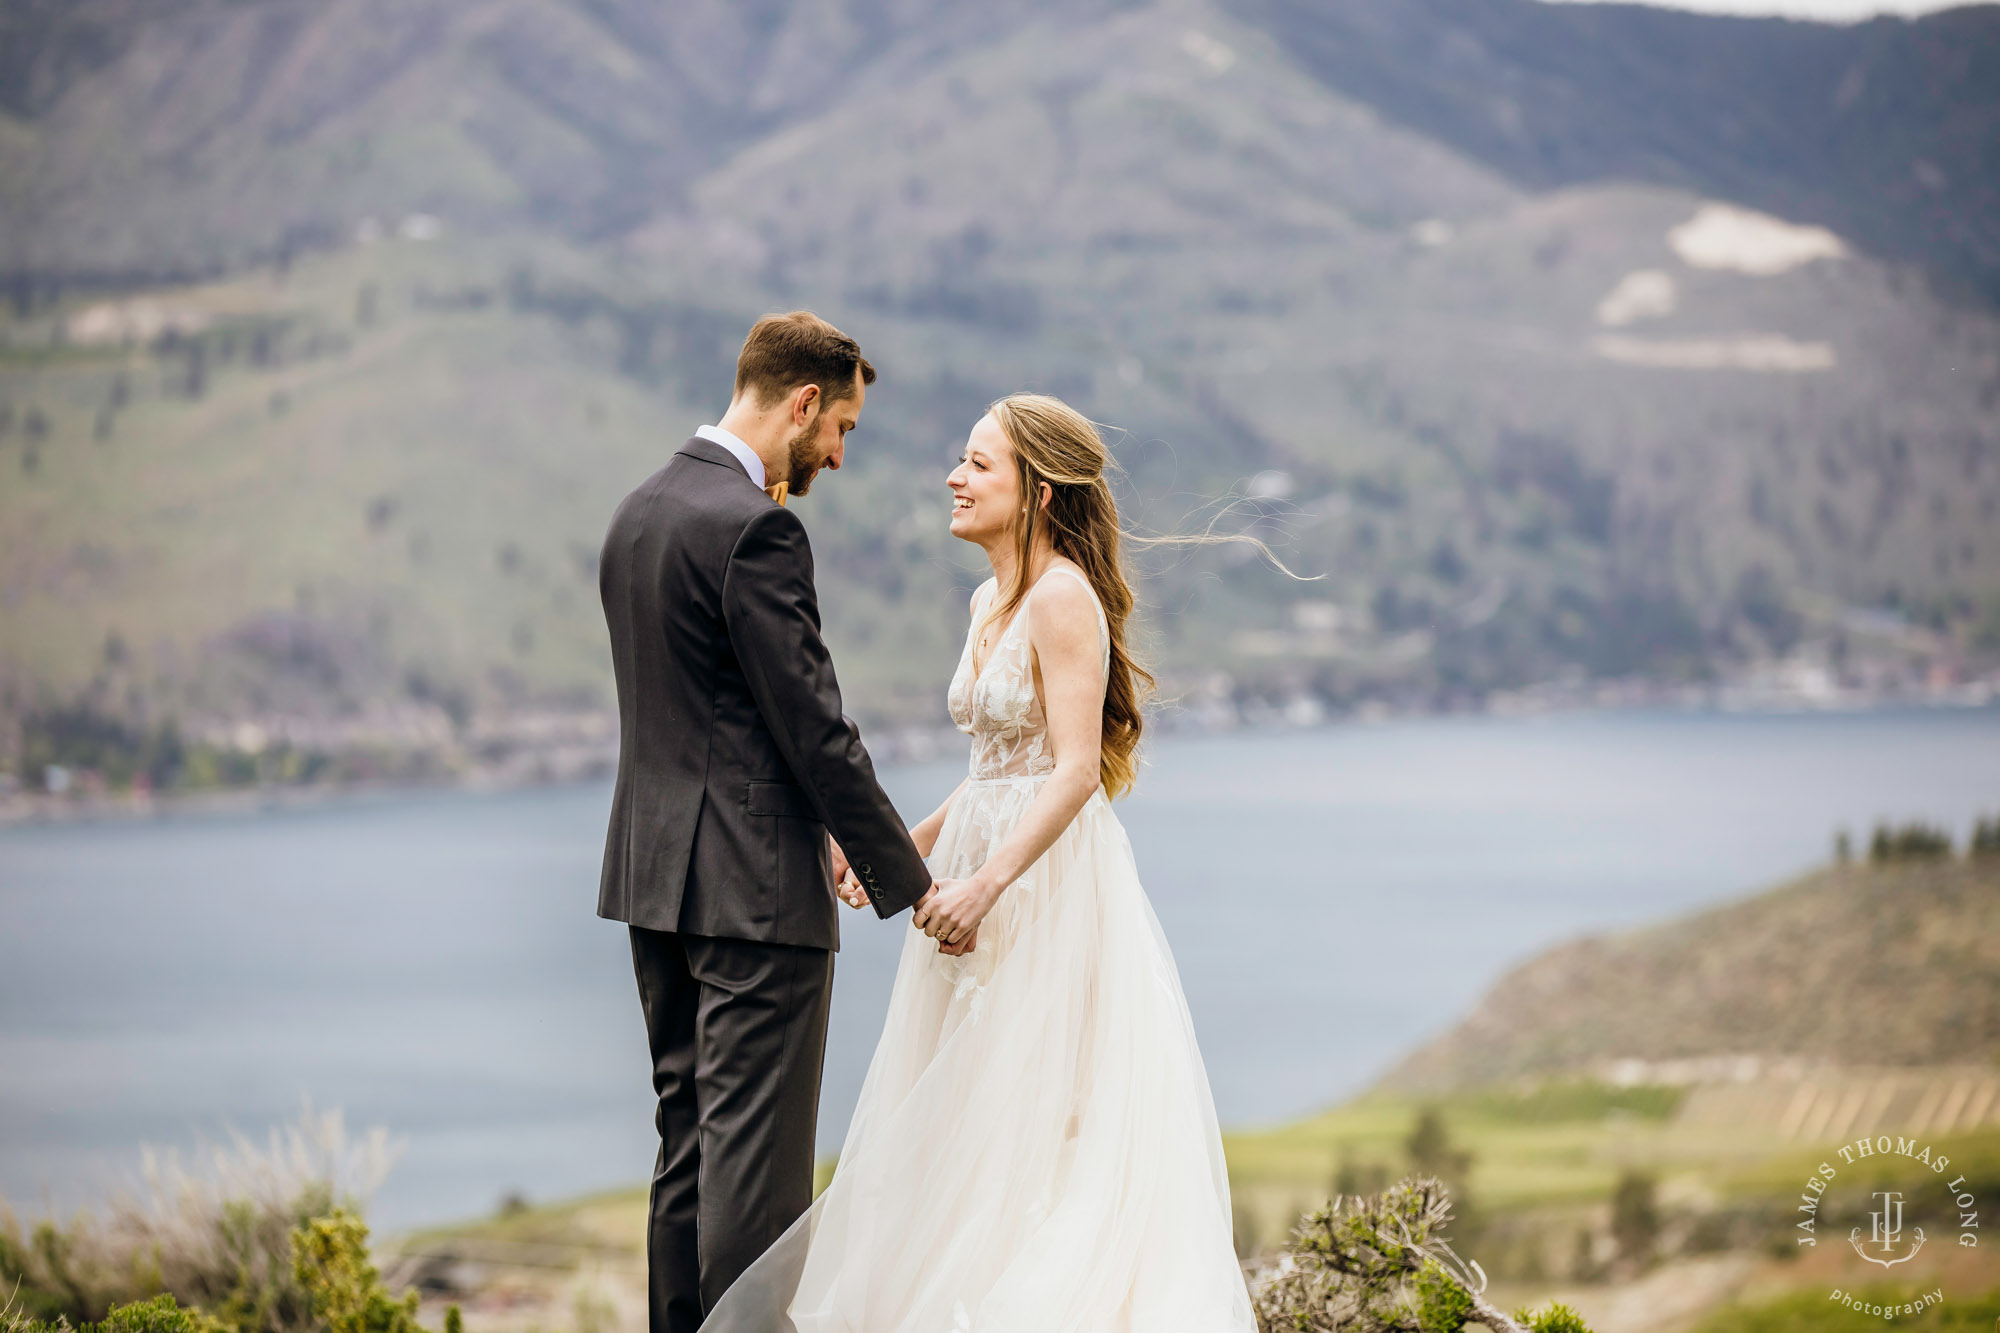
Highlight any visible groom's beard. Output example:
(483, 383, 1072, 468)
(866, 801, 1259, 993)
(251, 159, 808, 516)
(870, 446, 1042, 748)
(786, 424, 823, 496)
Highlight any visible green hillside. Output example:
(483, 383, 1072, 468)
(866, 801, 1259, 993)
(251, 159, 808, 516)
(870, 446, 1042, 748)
(3, 0, 2000, 781)
(0, 235, 986, 740)
(1377, 857, 2000, 1096)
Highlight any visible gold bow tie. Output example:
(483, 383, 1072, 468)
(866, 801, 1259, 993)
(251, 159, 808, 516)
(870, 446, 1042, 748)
(765, 480, 789, 507)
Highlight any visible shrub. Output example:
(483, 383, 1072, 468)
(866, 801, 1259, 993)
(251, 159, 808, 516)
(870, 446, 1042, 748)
(1, 1293, 226, 1333)
(1868, 822, 1953, 863)
(1971, 814, 2000, 860)
(1514, 1305, 1591, 1333)
(3, 1202, 457, 1333)
(1249, 1177, 1594, 1333)
(1609, 1171, 1658, 1269)
(290, 1212, 426, 1333)
(0, 1111, 398, 1333)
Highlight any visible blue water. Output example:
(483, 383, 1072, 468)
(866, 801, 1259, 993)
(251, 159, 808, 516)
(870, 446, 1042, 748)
(3, 707, 1997, 1229)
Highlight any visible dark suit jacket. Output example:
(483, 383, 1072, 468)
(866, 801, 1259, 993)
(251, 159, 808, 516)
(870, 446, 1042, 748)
(596, 436, 932, 949)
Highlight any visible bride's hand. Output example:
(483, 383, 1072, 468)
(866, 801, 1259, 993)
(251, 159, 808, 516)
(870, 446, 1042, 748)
(937, 926, 977, 957)
(912, 877, 996, 948)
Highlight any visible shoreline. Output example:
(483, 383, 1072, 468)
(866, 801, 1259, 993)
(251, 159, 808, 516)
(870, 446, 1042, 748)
(4, 688, 1995, 831)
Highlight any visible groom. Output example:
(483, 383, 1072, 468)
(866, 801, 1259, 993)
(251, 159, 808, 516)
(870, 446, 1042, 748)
(596, 311, 934, 1333)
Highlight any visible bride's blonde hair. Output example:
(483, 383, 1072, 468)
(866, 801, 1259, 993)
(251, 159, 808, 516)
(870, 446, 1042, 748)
(983, 394, 1153, 799)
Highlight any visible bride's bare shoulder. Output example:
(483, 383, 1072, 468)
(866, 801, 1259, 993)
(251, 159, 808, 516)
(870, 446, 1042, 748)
(1026, 564, 1099, 641)
(970, 576, 998, 613)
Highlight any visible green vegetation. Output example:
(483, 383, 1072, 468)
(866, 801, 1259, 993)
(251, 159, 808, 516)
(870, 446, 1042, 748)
(288, 1213, 432, 1333)
(2, 1294, 225, 1333)
(11, 698, 453, 796)
(1690, 1285, 2000, 1332)
(1221, 851, 2000, 1320)
(1460, 1081, 1686, 1127)
(1606, 1171, 1656, 1270)
(1971, 814, 2000, 860)
(1224, 1093, 2000, 1328)
(1249, 1178, 1593, 1332)
(0, 1210, 454, 1333)
(1870, 821, 1956, 863)
(0, 1113, 448, 1333)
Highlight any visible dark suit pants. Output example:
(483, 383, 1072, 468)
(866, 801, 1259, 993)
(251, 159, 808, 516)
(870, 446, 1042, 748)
(629, 926, 834, 1333)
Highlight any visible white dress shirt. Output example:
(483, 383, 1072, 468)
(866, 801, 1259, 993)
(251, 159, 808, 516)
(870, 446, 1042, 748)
(695, 423, 766, 490)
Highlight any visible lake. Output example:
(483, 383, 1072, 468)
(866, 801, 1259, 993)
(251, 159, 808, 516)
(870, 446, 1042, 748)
(4, 706, 1998, 1230)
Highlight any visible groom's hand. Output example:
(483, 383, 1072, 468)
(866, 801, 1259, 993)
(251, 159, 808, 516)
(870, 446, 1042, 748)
(829, 835, 852, 884)
(937, 927, 977, 957)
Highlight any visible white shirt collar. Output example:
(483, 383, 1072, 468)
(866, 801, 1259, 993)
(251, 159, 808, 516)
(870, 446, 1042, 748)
(694, 423, 765, 490)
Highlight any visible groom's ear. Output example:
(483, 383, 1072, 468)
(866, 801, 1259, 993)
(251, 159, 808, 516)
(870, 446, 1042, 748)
(790, 382, 823, 426)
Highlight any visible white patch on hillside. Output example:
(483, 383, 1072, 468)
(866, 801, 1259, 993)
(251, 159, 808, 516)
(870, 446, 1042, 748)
(1596, 269, 1677, 326)
(1180, 30, 1237, 74)
(1411, 219, 1453, 247)
(1668, 203, 1846, 274)
(1594, 334, 1836, 372)
(66, 299, 209, 345)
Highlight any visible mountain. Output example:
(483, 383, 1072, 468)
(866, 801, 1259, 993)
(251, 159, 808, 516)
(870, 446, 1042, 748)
(1226, 0, 2000, 303)
(5, 0, 1997, 296)
(2, 0, 1998, 767)
(1375, 856, 2000, 1095)
(0, 0, 1125, 281)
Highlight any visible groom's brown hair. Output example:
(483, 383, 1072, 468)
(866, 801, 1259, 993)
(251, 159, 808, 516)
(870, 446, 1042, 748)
(735, 311, 876, 407)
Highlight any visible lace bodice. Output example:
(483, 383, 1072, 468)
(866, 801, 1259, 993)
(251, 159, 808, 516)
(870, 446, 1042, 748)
(947, 567, 1111, 782)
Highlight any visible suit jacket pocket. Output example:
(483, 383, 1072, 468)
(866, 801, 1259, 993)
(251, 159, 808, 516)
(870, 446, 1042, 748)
(745, 779, 818, 819)
(746, 779, 835, 941)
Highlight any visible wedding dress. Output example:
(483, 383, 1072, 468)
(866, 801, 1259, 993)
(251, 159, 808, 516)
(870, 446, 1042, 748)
(700, 567, 1255, 1333)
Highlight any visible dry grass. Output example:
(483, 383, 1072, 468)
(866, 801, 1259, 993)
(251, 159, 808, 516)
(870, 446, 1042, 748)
(1, 1109, 397, 1328)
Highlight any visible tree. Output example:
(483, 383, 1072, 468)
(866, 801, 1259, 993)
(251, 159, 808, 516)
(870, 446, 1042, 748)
(1405, 1107, 1476, 1230)
(1610, 1171, 1658, 1271)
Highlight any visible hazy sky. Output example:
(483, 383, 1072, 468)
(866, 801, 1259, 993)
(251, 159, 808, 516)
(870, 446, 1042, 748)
(1547, 0, 1970, 18)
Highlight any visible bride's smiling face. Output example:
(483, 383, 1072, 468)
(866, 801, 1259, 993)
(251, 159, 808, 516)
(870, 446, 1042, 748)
(946, 413, 1022, 545)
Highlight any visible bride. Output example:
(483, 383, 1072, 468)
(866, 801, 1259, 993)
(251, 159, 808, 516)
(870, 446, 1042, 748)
(700, 394, 1255, 1332)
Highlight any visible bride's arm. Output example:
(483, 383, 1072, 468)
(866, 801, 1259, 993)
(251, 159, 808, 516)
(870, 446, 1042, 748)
(914, 576, 1104, 945)
(908, 778, 968, 859)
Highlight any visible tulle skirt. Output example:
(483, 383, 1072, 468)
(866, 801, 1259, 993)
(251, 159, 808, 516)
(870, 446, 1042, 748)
(698, 774, 1256, 1333)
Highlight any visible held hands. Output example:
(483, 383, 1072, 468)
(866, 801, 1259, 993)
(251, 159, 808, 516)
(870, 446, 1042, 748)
(829, 833, 984, 956)
(911, 885, 978, 955)
(830, 836, 868, 909)
(912, 877, 997, 955)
